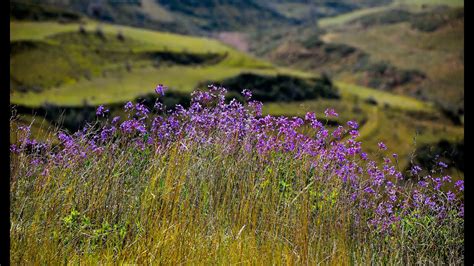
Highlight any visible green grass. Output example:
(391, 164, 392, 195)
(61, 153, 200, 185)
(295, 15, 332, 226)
(318, 0, 463, 28)
(10, 114, 54, 143)
(12, 65, 303, 107)
(336, 82, 435, 112)
(10, 21, 268, 67)
(10, 20, 226, 53)
(269, 3, 315, 20)
(318, 6, 392, 28)
(140, 0, 175, 23)
(11, 20, 298, 107)
(263, 81, 435, 116)
(395, 0, 464, 7)
(326, 22, 463, 71)
(263, 98, 365, 123)
(10, 21, 79, 41)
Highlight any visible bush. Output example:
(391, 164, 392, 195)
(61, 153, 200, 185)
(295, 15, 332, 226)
(349, 9, 412, 27)
(10, 2, 82, 22)
(207, 73, 339, 102)
(364, 97, 378, 105)
(95, 25, 106, 40)
(360, 61, 426, 90)
(410, 7, 464, 32)
(117, 30, 125, 41)
(409, 139, 464, 173)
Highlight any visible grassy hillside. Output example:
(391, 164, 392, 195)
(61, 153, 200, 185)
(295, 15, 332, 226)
(261, 4, 463, 124)
(318, 0, 464, 28)
(11, 20, 317, 107)
(11, 0, 394, 35)
(323, 14, 463, 113)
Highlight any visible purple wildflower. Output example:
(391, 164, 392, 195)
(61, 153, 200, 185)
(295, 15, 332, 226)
(349, 130, 359, 137)
(9, 84, 464, 240)
(377, 142, 387, 151)
(124, 101, 134, 111)
(112, 116, 120, 124)
(347, 120, 358, 129)
(10, 144, 20, 154)
(96, 105, 109, 116)
(432, 177, 442, 190)
(438, 161, 448, 168)
(324, 108, 338, 117)
(410, 165, 422, 176)
(442, 175, 451, 183)
(418, 180, 428, 187)
(154, 101, 164, 111)
(249, 101, 263, 116)
(364, 186, 375, 194)
(155, 84, 167, 96)
(447, 191, 456, 202)
(455, 180, 464, 191)
(135, 103, 150, 117)
(305, 112, 316, 121)
(241, 89, 252, 100)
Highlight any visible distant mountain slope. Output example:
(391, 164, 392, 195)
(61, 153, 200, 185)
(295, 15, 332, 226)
(259, 5, 463, 123)
(156, 0, 296, 31)
(261, 0, 392, 21)
(323, 7, 463, 118)
(11, 0, 393, 34)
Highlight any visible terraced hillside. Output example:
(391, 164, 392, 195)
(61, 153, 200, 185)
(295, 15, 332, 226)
(317, 0, 464, 28)
(10, 20, 314, 107)
(323, 11, 464, 115)
(262, 3, 463, 121)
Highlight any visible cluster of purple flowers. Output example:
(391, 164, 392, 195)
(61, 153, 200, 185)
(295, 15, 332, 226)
(11, 85, 464, 235)
(324, 108, 338, 117)
(155, 84, 167, 96)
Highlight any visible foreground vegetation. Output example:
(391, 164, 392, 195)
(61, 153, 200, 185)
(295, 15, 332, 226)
(11, 86, 463, 264)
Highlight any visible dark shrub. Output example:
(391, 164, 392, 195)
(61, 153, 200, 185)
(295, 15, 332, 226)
(408, 139, 464, 173)
(206, 73, 339, 102)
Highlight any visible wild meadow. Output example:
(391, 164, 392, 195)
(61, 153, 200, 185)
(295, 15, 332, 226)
(10, 85, 463, 264)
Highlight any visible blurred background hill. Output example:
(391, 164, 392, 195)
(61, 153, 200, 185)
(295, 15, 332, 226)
(10, 0, 463, 178)
(10, 0, 392, 34)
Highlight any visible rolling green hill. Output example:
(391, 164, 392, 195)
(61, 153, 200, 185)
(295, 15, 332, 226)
(11, 20, 315, 107)
(318, 0, 464, 28)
